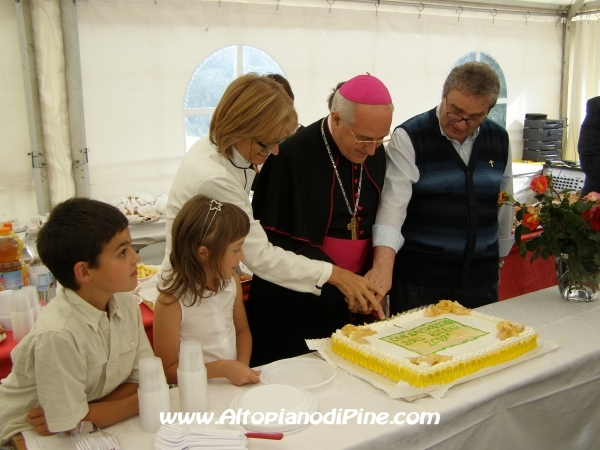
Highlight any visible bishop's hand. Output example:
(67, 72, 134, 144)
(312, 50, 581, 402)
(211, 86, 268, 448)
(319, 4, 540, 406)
(328, 266, 385, 320)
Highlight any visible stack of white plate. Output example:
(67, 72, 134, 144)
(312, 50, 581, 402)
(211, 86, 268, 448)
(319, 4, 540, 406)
(231, 384, 317, 434)
(259, 358, 336, 390)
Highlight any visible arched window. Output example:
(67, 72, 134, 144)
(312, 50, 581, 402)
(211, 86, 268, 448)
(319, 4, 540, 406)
(452, 52, 507, 128)
(183, 46, 285, 151)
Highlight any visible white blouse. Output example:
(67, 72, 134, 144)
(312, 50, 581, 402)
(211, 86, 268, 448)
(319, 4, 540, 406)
(162, 137, 331, 295)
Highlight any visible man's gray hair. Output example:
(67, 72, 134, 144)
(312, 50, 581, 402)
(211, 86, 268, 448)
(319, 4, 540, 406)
(442, 62, 500, 109)
(331, 90, 357, 124)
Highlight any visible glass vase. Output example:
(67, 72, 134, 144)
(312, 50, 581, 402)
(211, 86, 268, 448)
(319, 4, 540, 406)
(555, 257, 599, 303)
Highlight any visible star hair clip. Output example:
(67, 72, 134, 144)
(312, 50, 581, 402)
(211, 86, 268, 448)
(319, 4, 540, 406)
(208, 199, 222, 212)
(200, 199, 223, 242)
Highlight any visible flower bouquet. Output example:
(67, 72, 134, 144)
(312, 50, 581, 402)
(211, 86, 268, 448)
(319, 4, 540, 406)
(498, 175, 600, 302)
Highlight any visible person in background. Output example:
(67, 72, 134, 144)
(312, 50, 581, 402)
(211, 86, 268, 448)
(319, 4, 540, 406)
(577, 96, 600, 196)
(265, 73, 294, 102)
(0, 198, 153, 444)
(252, 73, 297, 179)
(367, 62, 514, 313)
(153, 195, 260, 386)
(163, 73, 385, 322)
(246, 74, 393, 366)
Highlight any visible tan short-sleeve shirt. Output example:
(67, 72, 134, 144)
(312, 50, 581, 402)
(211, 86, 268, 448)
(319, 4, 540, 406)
(0, 289, 154, 444)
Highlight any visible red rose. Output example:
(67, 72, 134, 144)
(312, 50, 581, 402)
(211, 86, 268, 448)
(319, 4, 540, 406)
(530, 176, 549, 194)
(583, 204, 600, 231)
(522, 213, 540, 231)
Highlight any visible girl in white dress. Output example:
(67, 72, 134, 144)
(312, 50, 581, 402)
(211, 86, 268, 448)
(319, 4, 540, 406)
(153, 195, 260, 386)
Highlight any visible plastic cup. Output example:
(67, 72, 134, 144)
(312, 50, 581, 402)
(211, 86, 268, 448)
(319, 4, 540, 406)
(0, 290, 12, 317)
(0, 315, 12, 331)
(178, 370, 209, 413)
(11, 290, 31, 313)
(139, 356, 167, 393)
(138, 387, 170, 433)
(179, 340, 204, 372)
(24, 286, 41, 320)
(11, 309, 34, 341)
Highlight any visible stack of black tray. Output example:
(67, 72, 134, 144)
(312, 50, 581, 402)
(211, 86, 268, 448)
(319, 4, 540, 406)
(522, 113, 564, 162)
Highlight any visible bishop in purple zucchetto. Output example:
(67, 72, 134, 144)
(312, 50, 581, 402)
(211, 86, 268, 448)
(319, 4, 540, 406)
(338, 73, 392, 105)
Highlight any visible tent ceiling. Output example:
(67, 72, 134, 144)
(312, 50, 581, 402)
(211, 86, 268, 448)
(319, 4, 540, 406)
(359, 0, 600, 15)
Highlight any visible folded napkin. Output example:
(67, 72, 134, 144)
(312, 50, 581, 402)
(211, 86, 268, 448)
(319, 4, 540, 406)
(133, 275, 159, 305)
(155, 424, 247, 450)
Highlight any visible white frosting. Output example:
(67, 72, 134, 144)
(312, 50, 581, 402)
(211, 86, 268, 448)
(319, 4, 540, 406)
(334, 309, 537, 375)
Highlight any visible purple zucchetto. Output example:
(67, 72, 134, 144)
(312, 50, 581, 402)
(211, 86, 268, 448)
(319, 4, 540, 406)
(338, 73, 392, 105)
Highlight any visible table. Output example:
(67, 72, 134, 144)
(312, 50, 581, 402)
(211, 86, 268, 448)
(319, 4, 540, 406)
(129, 219, 166, 252)
(499, 231, 557, 300)
(19, 287, 600, 449)
(0, 303, 155, 380)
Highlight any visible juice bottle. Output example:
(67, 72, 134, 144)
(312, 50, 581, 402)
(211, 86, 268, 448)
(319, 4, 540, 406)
(2, 222, 28, 286)
(0, 227, 26, 290)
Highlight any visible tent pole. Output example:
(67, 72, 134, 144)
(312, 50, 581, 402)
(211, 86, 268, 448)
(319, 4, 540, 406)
(559, 0, 585, 160)
(61, 0, 91, 198)
(14, 0, 52, 215)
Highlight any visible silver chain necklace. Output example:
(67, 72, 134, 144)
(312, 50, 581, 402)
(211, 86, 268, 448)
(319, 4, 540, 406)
(321, 118, 362, 240)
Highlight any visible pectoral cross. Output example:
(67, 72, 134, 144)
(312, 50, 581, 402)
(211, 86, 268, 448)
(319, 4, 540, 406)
(489, 159, 494, 167)
(347, 216, 358, 240)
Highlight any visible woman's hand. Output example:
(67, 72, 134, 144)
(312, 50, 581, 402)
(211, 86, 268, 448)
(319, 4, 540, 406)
(328, 266, 385, 319)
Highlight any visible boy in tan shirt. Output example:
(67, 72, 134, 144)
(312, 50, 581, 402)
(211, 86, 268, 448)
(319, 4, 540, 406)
(0, 198, 154, 444)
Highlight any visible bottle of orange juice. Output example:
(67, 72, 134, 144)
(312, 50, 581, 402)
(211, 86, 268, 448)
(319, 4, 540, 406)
(2, 222, 28, 286)
(0, 227, 26, 290)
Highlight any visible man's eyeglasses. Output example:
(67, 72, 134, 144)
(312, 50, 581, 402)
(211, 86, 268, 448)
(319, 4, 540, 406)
(445, 98, 487, 128)
(344, 122, 391, 146)
(255, 139, 285, 153)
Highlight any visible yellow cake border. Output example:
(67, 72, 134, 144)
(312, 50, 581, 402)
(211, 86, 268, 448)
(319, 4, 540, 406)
(331, 331, 538, 388)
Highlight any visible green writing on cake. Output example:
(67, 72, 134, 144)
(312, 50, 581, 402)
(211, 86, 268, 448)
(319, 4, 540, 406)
(380, 318, 488, 355)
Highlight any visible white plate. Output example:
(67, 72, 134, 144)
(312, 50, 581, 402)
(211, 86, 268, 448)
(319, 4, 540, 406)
(260, 358, 336, 390)
(230, 384, 317, 433)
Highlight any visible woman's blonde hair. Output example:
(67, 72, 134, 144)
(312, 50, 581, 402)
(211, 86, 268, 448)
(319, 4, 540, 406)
(158, 195, 250, 307)
(209, 73, 298, 157)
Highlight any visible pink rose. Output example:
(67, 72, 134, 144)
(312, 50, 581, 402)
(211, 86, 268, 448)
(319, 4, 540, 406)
(583, 192, 600, 203)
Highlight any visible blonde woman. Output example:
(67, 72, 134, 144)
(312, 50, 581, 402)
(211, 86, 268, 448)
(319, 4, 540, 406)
(163, 74, 384, 322)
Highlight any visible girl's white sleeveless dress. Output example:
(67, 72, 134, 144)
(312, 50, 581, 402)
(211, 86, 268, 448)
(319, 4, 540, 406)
(178, 278, 237, 362)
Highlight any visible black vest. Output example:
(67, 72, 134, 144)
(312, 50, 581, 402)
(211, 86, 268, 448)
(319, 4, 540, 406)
(394, 108, 509, 288)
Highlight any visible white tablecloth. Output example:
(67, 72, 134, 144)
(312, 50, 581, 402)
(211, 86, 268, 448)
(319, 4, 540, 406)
(23, 287, 600, 449)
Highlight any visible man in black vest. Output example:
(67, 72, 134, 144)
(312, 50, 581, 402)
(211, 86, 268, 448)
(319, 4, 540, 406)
(367, 62, 514, 313)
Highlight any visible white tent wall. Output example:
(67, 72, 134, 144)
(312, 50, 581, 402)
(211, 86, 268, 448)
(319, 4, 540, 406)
(0, 0, 38, 223)
(76, 0, 563, 205)
(2, 0, 597, 224)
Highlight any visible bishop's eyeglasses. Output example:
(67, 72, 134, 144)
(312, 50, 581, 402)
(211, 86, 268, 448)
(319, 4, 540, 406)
(344, 122, 392, 146)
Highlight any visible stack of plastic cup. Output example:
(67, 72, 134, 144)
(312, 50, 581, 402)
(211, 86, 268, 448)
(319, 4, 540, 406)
(178, 340, 209, 413)
(138, 356, 170, 433)
(0, 290, 12, 331)
(24, 285, 41, 320)
(11, 289, 34, 341)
